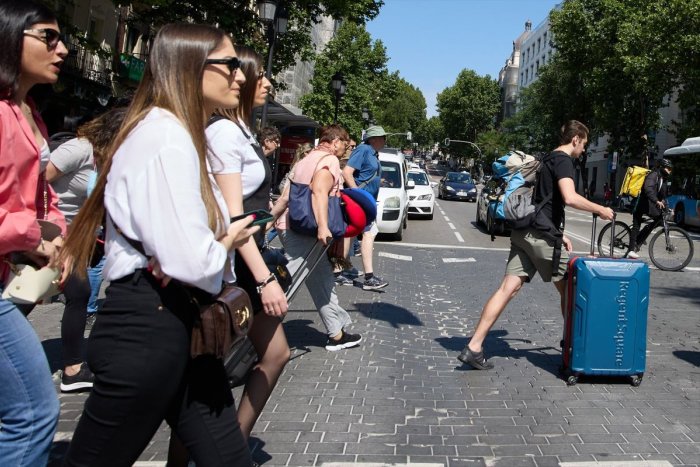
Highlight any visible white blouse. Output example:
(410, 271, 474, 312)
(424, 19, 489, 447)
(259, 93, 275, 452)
(103, 107, 232, 294)
(206, 118, 265, 197)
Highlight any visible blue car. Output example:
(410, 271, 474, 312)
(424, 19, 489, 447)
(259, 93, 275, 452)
(438, 171, 477, 202)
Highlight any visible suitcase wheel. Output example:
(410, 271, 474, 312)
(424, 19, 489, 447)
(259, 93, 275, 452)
(566, 374, 578, 386)
(630, 374, 643, 387)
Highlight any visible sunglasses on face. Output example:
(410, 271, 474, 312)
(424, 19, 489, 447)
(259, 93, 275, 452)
(23, 28, 65, 50)
(204, 57, 241, 75)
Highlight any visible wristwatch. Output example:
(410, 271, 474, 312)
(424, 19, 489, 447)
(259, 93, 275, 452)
(256, 273, 277, 295)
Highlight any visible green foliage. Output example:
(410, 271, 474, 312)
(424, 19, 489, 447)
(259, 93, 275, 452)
(300, 21, 425, 142)
(416, 116, 445, 148)
(436, 69, 501, 158)
(516, 0, 700, 158)
(116, 0, 383, 81)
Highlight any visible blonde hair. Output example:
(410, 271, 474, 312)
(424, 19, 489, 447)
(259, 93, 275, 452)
(61, 24, 229, 275)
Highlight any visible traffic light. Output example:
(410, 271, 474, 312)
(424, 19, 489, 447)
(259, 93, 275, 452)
(444, 138, 450, 146)
(406, 131, 412, 141)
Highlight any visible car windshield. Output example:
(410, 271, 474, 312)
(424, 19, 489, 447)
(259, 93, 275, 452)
(380, 161, 402, 188)
(407, 171, 429, 185)
(446, 172, 473, 184)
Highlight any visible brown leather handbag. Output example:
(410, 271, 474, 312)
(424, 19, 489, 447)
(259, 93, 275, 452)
(190, 285, 253, 359)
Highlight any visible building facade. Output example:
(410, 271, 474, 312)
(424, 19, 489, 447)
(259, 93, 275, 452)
(498, 21, 531, 122)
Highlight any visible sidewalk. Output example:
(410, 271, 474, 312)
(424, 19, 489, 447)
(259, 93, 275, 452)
(33, 245, 700, 466)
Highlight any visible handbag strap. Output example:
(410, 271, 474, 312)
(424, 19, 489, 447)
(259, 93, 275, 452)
(298, 153, 340, 196)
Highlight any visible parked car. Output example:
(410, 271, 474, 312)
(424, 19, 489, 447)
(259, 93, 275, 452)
(438, 171, 477, 201)
(407, 169, 436, 219)
(377, 150, 413, 240)
(475, 180, 508, 235)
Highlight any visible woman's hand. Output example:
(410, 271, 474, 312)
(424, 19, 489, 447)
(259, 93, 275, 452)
(260, 280, 288, 318)
(317, 226, 332, 245)
(225, 216, 260, 250)
(26, 239, 60, 268)
(148, 257, 172, 287)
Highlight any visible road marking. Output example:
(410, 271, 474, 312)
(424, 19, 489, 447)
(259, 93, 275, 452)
(376, 240, 591, 255)
(448, 222, 456, 230)
(378, 251, 412, 261)
(444, 216, 450, 222)
(560, 462, 673, 467)
(566, 229, 594, 247)
(685, 266, 700, 272)
(454, 232, 465, 242)
(443, 257, 476, 263)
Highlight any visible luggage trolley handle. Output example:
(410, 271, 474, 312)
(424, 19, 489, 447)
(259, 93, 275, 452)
(591, 212, 617, 258)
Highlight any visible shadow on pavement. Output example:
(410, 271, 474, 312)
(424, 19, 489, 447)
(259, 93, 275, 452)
(673, 350, 700, 367)
(354, 302, 422, 329)
(652, 285, 700, 306)
(249, 436, 271, 465)
(282, 318, 328, 352)
(48, 440, 70, 467)
(41, 337, 63, 374)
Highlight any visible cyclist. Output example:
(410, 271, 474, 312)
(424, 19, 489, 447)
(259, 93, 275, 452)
(628, 158, 673, 258)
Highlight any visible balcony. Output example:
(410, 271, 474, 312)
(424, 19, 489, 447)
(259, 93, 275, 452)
(62, 36, 112, 87)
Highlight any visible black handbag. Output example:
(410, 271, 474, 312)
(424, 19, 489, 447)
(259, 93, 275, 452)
(261, 246, 291, 293)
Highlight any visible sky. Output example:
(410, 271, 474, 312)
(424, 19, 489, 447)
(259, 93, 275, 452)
(366, 0, 561, 117)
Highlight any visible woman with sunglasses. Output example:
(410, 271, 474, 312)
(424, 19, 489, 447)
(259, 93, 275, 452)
(0, 1, 67, 464)
(60, 24, 257, 466)
(206, 45, 290, 440)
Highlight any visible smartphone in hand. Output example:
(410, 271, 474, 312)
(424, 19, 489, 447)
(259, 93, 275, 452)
(230, 209, 274, 227)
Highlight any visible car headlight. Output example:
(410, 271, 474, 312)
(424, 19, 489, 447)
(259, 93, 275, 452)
(446, 186, 455, 192)
(469, 188, 477, 193)
(384, 196, 400, 208)
(417, 194, 432, 201)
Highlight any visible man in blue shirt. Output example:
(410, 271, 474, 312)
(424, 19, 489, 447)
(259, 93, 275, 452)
(342, 126, 389, 291)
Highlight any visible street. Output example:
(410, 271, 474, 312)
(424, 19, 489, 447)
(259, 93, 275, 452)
(34, 178, 700, 467)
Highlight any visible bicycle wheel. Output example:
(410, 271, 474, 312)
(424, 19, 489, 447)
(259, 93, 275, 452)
(597, 221, 632, 257)
(649, 226, 694, 271)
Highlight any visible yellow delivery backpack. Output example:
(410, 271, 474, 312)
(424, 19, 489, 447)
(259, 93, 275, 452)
(619, 166, 651, 198)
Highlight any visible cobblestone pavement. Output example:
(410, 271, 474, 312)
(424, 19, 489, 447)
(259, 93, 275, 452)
(32, 244, 699, 466)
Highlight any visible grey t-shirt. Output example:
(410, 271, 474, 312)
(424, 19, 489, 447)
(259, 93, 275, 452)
(49, 137, 94, 224)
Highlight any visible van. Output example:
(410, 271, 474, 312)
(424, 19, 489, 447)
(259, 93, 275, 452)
(377, 150, 414, 240)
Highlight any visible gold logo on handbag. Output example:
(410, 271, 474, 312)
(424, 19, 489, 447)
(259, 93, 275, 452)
(234, 305, 251, 331)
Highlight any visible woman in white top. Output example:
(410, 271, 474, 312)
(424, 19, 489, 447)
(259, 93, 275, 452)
(206, 45, 290, 440)
(60, 24, 257, 466)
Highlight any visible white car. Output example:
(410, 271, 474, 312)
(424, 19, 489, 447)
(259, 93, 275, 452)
(407, 169, 436, 219)
(377, 150, 413, 240)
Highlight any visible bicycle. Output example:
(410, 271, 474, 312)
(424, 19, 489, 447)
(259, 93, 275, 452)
(597, 207, 695, 271)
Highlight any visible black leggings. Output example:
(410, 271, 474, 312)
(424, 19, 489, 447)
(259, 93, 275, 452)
(63, 271, 251, 467)
(61, 271, 91, 367)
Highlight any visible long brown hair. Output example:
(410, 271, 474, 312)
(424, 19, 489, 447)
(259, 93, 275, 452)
(216, 45, 263, 127)
(62, 23, 229, 274)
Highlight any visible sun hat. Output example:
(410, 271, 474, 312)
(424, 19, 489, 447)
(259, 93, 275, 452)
(364, 125, 387, 140)
(340, 192, 367, 237)
(341, 188, 377, 224)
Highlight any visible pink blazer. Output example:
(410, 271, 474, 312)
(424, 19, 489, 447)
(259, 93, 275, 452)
(0, 98, 66, 280)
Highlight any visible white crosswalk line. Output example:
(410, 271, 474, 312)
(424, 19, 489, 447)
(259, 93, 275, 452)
(443, 257, 476, 263)
(454, 232, 465, 242)
(378, 251, 412, 261)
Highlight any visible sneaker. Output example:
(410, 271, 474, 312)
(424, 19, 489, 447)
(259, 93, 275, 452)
(343, 267, 359, 278)
(85, 313, 97, 330)
(334, 274, 354, 286)
(457, 346, 494, 370)
(325, 331, 362, 351)
(627, 250, 640, 259)
(60, 363, 94, 393)
(362, 276, 388, 291)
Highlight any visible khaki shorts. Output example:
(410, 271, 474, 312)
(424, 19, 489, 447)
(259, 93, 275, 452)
(505, 228, 568, 282)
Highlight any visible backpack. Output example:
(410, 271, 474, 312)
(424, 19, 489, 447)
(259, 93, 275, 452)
(491, 150, 548, 230)
(619, 166, 651, 198)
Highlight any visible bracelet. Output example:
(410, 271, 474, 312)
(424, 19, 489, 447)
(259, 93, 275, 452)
(256, 272, 277, 295)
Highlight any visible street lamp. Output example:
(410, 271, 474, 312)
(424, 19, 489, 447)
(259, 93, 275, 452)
(258, 0, 288, 128)
(331, 71, 346, 123)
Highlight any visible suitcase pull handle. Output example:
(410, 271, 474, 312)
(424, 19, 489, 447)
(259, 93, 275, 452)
(591, 215, 598, 256)
(592, 213, 617, 258)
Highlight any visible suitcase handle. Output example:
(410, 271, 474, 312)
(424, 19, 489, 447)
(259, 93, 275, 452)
(591, 213, 617, 258)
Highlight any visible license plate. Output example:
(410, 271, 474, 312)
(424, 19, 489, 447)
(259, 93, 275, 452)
(458, 191, 467, 196)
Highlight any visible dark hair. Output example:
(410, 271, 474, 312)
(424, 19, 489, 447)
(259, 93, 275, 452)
(258, 126, 280, 144)
(233, 45, 264, 125)
(559, 120, 589, 145)
(319, 124, 349, 143)
(0, 0, 58, 99)
(77, 107, 128, 170)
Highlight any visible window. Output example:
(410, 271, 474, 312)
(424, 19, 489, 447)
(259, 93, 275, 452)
(407, 171, 429, 186)
(380, 162, 401, 188)
(537, 38, 541, 52)
(543, 32, 548, 48)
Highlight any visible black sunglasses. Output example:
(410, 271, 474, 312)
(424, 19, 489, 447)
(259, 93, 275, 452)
(23, 28, 65, 50)
(204, 57, 241, 75)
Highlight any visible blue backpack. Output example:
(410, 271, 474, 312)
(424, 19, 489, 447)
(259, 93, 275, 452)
(491, 150, 547, 229)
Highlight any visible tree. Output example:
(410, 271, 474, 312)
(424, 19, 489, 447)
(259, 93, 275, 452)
(299, 21, 395, 140)
(416, 116, 445, 149)
(115, 0, 384, 81)
(374, 76, 427, 148)
(436, 69, 501, 158)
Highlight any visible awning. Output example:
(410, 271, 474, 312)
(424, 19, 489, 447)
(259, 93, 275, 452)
(256, 101, 319, 128)
(664, 136, 700, 156)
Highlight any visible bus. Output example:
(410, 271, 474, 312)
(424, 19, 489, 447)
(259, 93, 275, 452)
(664, 136, 700, 227)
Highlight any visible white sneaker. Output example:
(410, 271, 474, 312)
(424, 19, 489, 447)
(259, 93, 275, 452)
(627, 250, 639, 259)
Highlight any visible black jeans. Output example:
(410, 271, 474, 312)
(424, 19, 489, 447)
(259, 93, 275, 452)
(63, 271, 251, 467)
(61, 271, 91, 367)
(630, 211, 661, 251)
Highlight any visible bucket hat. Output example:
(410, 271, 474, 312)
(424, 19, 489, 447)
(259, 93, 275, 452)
(364, 125, 387, 140)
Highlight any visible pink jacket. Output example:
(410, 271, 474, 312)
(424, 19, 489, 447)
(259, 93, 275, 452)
(0, 99, 66, 280)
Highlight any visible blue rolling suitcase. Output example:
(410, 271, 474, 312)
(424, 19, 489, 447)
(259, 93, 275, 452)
(562, 216, 650, 386)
